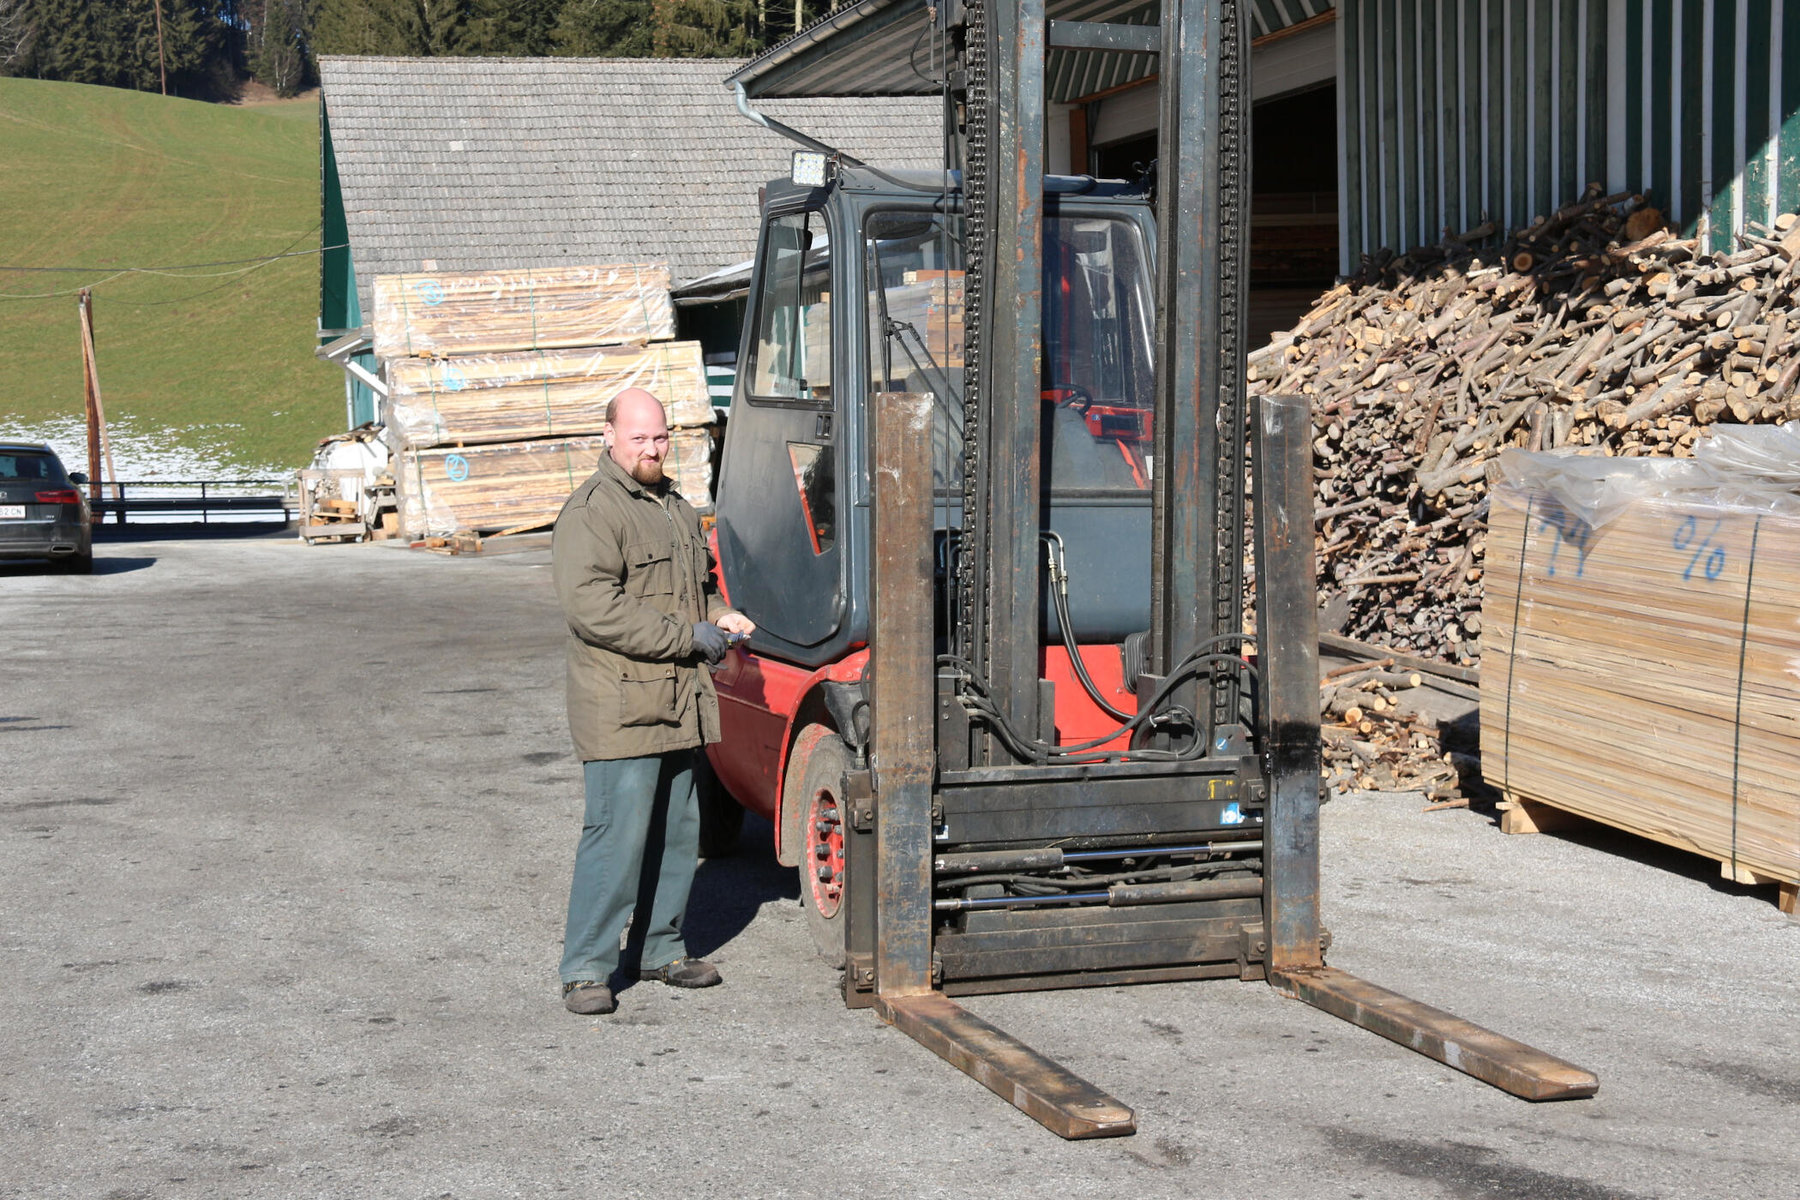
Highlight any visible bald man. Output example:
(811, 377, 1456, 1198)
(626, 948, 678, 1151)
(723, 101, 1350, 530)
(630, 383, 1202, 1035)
(551, 388, 755, 1015)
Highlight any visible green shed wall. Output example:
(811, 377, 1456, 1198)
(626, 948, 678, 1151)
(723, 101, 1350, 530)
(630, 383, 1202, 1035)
(319, 106, 376, 428)
(1337, 0, 1800, 270)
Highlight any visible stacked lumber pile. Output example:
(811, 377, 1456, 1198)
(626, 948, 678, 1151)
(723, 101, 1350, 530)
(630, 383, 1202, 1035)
(385, 343, 714, 447)
(888, 271, 965, 369)
(1479, 448, 1800, 909)
(368, 263, 716, 539)
(371, 264, 674, 358)
(396, 438, 604, 536)
(1249, 190, 1800, 670)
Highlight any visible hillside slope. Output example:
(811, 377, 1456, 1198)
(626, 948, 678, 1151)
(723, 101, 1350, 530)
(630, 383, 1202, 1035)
(0, 79, 340, 471)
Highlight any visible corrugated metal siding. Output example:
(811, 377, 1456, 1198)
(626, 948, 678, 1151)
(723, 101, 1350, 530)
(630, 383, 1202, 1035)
(1338, 0, 1610, 270)
(1341, 0, 1800, 269)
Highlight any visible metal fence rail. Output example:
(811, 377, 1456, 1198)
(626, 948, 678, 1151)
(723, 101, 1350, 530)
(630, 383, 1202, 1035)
(88, 479, 293, 524)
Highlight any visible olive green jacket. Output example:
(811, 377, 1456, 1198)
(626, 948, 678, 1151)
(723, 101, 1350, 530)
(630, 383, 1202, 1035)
(551, 454, 736, 762)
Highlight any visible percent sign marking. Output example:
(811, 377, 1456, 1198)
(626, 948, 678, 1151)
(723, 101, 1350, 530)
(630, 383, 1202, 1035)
(1672, 514, 1728, 582)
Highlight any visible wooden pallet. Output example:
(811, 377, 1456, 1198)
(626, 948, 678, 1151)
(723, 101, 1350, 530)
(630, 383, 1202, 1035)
(1498, 791, 1798, 914)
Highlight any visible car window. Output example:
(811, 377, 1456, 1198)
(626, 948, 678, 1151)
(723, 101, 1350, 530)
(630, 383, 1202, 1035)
(0, 454, 63, 482)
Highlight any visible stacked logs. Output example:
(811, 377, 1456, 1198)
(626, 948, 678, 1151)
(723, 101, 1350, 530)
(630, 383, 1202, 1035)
(1315, 658, 1469, 800)
(1250, 188, 1800, 668)
(1248, 187, 1800, 797)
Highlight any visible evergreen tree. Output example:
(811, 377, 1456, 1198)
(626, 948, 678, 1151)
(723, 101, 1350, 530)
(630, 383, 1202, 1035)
(650, 0, 755, 57)
(468, 0, 561, 56)
(314, 0, 480, 57)
(382, 0, 478, 56)
(313, 0, 385, 55)
(553, 0, 650, 58)
(9, 0, 240, 99)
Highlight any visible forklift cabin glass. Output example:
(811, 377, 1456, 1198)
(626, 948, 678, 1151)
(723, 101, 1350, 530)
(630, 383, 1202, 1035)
(749, 212, 833, 405)
(865, 209, 1155, 493)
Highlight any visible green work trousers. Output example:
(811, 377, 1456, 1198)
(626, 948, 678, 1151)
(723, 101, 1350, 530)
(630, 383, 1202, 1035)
(559, 750, 699, 985)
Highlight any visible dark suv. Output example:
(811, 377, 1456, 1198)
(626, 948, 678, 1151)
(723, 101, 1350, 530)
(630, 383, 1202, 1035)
(0, 441, 92, 573)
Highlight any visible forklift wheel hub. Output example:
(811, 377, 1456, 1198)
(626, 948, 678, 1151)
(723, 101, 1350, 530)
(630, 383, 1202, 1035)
(807, 783, 845, 919)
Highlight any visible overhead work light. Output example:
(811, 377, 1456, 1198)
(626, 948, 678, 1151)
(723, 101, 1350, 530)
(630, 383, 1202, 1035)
(791, 150, 830, 188)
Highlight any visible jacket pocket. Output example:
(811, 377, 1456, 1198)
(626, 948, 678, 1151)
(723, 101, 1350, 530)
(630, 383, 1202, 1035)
(618, 657, 679, 727)
(624, 540, 675, 598)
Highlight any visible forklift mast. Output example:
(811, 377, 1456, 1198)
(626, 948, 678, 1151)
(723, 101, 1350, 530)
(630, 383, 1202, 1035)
(716, 0, 1598, 1138)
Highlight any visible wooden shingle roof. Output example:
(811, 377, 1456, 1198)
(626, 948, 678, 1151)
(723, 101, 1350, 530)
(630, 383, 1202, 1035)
(319, 56, 942, 314)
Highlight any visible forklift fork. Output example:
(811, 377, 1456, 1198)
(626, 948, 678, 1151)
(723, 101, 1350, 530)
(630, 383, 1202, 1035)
(1252, 394, 1597, 1106)
(863, 389, 1593, 1142)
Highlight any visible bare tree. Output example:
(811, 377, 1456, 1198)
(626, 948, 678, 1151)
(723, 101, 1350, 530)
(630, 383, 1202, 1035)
(0, 0, 39, 72)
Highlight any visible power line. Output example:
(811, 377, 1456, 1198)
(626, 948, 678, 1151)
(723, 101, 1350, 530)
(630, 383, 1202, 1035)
(0, 240, 345, 274)
(0, 235, 343, 302)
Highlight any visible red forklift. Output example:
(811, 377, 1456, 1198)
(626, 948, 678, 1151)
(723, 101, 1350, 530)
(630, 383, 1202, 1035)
(699, 0, 1596, 1137)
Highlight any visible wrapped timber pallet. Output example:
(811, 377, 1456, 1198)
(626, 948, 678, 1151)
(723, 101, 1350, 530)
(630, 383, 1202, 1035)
(384, 342, 714, 449)
(372, 263, 674, 359)
(395, 430, 716, 539)
(1480, 434, 1800, 912)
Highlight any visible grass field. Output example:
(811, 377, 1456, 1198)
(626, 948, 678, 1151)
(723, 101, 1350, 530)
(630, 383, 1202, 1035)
(0, 78, 341, 472)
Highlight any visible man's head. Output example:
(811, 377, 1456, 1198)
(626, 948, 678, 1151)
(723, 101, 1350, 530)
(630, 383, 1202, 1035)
(604, 388, 670, 486)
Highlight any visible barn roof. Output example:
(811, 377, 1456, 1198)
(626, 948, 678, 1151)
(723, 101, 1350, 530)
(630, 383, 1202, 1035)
(318, 55, 943, 316)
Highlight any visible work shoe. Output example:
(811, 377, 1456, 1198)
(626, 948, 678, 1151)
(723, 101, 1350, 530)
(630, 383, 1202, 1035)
(638, 957, 722, 988)
(562, 980, 616, 1015)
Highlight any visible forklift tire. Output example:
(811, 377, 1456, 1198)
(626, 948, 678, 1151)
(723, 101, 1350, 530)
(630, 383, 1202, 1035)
(786, 724, 851, 967)
(694, 753, 743, 859)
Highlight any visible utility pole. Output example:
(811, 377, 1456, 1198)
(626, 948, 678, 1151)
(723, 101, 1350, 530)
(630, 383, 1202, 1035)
(77, 289, 119, 515)
(152, 0, 167, 96)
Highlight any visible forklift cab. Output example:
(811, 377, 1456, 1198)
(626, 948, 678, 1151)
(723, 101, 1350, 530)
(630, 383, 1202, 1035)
(712, 166, 1161, 671)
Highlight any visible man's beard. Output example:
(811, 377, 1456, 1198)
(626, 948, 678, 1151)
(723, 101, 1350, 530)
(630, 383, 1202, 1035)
(629, 458, 665, 485)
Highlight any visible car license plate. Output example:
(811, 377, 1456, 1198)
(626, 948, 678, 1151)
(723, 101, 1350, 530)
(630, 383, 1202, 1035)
(0, 504, 25, 519)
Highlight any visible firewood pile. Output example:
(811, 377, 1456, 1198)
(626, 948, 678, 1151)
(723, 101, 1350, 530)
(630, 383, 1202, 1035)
(1314, 651, 1477, 801)
(1249, 186, 1800, 798)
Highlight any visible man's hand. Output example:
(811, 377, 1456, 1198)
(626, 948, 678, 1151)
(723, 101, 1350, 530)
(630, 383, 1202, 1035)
(690, 621, 732, 665)
(717, 612, 756, 637)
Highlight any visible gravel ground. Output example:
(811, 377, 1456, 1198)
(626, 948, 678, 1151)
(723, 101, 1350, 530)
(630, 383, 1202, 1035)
(1, 531, 1794, 1199)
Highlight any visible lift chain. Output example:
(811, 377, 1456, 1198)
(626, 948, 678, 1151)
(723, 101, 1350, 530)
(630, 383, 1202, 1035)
(956, 0, 989, 667)
(1210, 0, 1250, 736)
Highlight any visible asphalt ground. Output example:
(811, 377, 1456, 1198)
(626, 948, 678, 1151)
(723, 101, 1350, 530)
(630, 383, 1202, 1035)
(2, 532, 1795, 1199)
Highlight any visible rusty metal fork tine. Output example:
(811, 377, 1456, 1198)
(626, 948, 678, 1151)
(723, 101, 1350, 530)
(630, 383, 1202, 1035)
(1272, 966, 1600, 1102)
(877, 993, 1137, 1139)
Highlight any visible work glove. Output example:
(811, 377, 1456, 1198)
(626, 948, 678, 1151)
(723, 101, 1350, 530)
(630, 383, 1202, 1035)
(690, 621, 732, 665)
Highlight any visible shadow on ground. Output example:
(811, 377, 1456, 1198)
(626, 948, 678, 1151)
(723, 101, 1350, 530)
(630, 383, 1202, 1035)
(93, 520, 292, 543)
(1455, 706, 1786, 908)
(0, 555, 156, 578)
(612, 813, 800, 993)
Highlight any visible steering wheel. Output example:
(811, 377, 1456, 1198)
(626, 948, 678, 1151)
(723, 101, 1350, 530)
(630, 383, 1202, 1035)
(1043, 383, 1094, 413)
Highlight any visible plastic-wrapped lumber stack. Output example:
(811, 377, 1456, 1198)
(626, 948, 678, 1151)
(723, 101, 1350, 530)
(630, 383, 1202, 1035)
(1479, 435, 1800, 911)
(370, 264, 716, 538)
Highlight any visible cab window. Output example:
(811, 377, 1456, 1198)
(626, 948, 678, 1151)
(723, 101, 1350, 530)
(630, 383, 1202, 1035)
(864, 209, 1155, 493)
(747, 211, 832, 405)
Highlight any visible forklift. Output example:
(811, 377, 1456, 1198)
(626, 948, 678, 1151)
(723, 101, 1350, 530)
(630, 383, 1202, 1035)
(703, 0, 1597, 1137)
